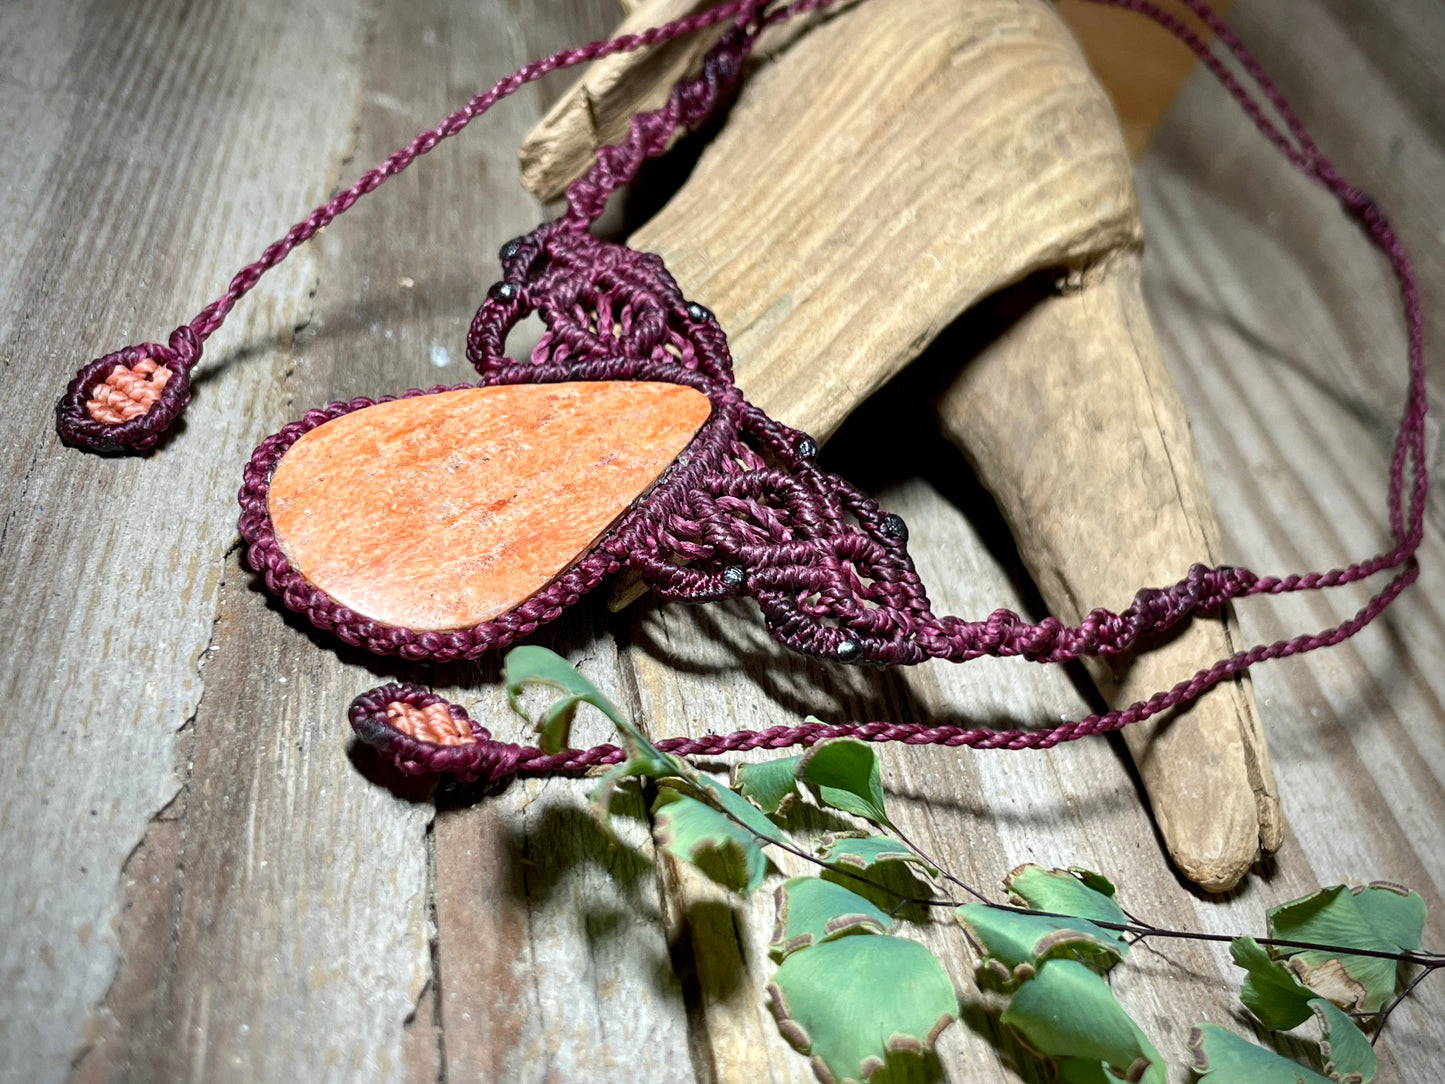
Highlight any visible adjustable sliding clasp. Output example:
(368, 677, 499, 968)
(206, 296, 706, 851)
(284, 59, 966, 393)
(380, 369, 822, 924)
(56, 324, 201, 454)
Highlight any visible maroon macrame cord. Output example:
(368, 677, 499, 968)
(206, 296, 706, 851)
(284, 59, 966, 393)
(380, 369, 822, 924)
(56, 1, 1429, 782)
(55, 0, 800, 453)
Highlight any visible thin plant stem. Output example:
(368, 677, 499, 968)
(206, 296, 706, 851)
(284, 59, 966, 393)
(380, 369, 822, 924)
(1370, 963, 1442, 1046)
(696, 776, 1443, 970)
(884, 820, 991, 904)
(622, 753, 1441, 1049)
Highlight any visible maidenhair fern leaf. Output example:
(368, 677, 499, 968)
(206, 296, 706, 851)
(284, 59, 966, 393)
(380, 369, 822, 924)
(1001, 959, 1165, 1083)
(503, 646, 628, 754)
(1266, 885, 1419, 1014)
(1232, 936, 1318, 1031)
(797, 738, 892, 827)
(1311, 998, 1378, 1084)
(1188, 1024, 1334, 1084)
(955, 904, 1125, 985)
(820, 834, 937, 876)
(732, 755, 802, 814)
(767, 935, 957, 1084)
(1005, 866, 1128, 933)
(770, 877, 893, 962)
(652, 784, 769, 893)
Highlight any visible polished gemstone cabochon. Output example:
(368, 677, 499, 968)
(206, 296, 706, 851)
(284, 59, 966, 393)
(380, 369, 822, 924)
(266, 381, 712, 630)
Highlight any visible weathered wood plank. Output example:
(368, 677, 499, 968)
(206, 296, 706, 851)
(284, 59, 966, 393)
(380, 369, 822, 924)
(612, 0, 1445, 1078)
(617, 438, 1273, 1082)
(1127, 0, 1445, 1074)
(520, 0, 720, 202)
(47, 0, 450, 1077)
(0, 1, 402, 1080)
(629, 0, 1142, 443)
(936, 251, 1282, 891)
(4, 1, 1445, 1082)
(429, 619, 696, 1084)
(1132, 0, 1445, 483)
(100, 567, 433, 1082)
(384, 3, 701, 1083)
(606, 0, 1277, 890)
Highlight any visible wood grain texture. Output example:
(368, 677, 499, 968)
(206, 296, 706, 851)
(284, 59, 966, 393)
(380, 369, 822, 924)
(0, 1, 392, 1080)
(520, 0, 722, 202)
(1055, 0, 1236, 156)
(3, 0, 1444, 1082)
(631, 0, 1142, 442)
(935, 251, 1282, 890)
(608, 0, 1275, 888)
(1130, 0, 1445, 1067)
(519, 0, 1236, 192)
(398, 4, 709, 1080)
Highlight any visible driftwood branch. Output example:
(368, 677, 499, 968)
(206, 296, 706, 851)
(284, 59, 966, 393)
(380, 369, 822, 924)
(520, 0, 1281, 889)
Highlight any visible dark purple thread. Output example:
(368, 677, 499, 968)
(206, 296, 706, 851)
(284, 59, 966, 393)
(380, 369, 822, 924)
(345, 0, 1430, 779)
(55, 1, 1429, 780)
(54, 0, 779, 453)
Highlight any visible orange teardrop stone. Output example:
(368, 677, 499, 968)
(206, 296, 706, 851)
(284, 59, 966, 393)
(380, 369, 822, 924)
(267, 381, 711, 631)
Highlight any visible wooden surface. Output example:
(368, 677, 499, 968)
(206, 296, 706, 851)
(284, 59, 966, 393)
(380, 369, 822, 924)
(521, 0, 721, 202)
(1056, 0, 1236, 156)
(935, 248, 1282, 890)
(1, 2, 1442, 1084)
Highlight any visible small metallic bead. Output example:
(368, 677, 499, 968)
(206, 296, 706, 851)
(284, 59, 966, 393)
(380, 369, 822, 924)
(835, 638, 860, 661)
(498, 237, 524, 262)
(721, 566, 746, 588)
(881, 513, 908, 541)
(685, 301, 713, 322)
(488, 281, 520, 302)
(796, 436, 818, 460)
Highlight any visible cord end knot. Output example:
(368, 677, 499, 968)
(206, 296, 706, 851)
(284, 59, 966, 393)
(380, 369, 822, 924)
(349, 683, 523, 783)
(56, 326, 201, 454)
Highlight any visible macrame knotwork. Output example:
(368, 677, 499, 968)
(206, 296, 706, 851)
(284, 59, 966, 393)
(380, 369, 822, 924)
(52, 0, 1430, 787)
(57, 328, 200, 453)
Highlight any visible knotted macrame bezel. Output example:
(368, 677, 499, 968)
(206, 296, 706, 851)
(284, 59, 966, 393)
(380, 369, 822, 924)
(240, 224, 928, 667)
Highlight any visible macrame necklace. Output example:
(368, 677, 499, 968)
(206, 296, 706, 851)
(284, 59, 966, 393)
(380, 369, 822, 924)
(56, 0, 1428, 784)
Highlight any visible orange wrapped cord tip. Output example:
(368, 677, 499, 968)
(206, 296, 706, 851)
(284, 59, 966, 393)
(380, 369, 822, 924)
(85, 357, 172, 424)
(386, 700, 478, 747)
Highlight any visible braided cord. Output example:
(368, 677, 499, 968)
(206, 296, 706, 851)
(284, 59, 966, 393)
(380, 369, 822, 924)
(186, 0, 784, 349)
(352, 0, 1432, 780)
(47, 0, 1429, 771)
